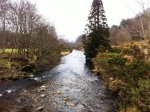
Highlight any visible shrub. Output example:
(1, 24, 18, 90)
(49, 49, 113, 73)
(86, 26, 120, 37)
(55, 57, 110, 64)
(122, 44, 145, 60)
(92, 51, 150, 111)
(92, 52, 126, 77)
(111, 47, 122, 53)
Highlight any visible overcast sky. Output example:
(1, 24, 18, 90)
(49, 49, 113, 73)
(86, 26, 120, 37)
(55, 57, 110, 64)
(28, 0, 149, 41)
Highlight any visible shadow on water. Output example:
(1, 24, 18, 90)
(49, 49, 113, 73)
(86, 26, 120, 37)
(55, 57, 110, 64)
(85, 59, 94, 70)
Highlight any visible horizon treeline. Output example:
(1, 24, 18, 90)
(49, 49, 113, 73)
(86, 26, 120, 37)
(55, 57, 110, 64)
(110, 8, 150, 44)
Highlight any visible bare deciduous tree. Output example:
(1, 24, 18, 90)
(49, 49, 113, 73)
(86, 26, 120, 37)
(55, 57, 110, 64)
(0, 0, 61, 69)
(0, 0, 9, 52)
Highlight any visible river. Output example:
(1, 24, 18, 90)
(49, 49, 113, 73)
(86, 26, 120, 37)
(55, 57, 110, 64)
(0, 50, 116, 112)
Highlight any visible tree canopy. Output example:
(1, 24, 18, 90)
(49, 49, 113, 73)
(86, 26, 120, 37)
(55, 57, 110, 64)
(83, 0, 110, 59)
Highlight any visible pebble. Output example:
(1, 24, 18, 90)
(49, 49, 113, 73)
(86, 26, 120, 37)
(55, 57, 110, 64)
(71, 104, 86, 112)
(40, 94, 45, 98)
(36, 106, 44, 111)
(66, 102, 75, 106)
(38, 85, 46, 91)
(34, 77, 41, 81)
(38, 88, 46, 91)
(6, 90, 12, 94)
(41, 85, 46, 88)
(54, 91, 61, 95)
(28, 74, 34, 78)
(23, 89, 27, 92)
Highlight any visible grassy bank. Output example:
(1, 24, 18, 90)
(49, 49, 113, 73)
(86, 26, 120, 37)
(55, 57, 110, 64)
(0, 49, 61, 82)
(0, 48, 18, 53)
(92, 42, 150, 112)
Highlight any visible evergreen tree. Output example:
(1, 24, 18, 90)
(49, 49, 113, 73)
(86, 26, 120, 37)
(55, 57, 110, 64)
(83, 0, 111, 59)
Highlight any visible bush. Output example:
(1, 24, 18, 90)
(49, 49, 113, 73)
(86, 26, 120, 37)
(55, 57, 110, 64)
(111, 47, 122, 53)
(122, 44, 145, 59)
(120, 78, 150, 112)
(92, 52, 126, 77)
(92, 51, 150, 111)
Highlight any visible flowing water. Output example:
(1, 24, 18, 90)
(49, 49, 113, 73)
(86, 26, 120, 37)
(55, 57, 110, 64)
(0, 50, 116, 112)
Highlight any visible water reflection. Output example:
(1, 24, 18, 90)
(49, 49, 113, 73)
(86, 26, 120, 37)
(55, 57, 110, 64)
(0, 50, 116, 112)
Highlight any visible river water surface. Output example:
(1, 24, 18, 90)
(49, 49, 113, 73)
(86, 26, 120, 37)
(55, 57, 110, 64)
(0, 50, 116, 112)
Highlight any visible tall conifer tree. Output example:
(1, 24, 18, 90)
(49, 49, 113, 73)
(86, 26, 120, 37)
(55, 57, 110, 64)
(83, 0, 110, 59)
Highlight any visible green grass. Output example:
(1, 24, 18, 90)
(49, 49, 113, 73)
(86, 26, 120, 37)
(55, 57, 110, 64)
(0, 48, 18, 53)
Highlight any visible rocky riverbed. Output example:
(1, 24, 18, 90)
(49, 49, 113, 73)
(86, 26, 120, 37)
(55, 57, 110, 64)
(0, 50, 116, 112)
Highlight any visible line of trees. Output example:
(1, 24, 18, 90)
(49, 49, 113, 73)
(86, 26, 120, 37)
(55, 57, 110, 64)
(74, 35, 83, 50)
(0, 0, 61, 72)
(110, 7, 150, 46)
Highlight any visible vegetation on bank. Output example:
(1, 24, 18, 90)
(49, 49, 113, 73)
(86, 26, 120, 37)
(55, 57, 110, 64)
(58, 38, 74, 52)
(92, 44, 150, 111)
(0, 0, 72, 81)
(74, 35, 83, 50)
(82, 0, 150, 112)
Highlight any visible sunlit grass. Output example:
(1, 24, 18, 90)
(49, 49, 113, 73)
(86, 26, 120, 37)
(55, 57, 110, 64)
(0, 48, 18, 53)
(0, 49, 2, 53)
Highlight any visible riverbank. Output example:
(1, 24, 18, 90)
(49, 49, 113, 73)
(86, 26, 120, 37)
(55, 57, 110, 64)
(0, 51, 61, 82)
(0, 49, 74, 82)
(61, 51, 72, 56)
(92, 43, 150, 112)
